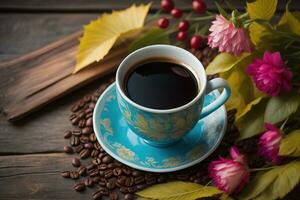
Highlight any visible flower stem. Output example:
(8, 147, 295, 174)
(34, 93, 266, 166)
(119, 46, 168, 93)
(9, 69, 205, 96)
(189, 15, 215, 21)
(280, 117, 289, 132)
(250, 166, 276, 172)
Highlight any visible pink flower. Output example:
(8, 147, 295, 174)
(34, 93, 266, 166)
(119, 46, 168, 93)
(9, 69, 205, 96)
(208, 146, 249, 194)
(208, 15, 252, 56)
(258, 123, 282, 165)
(247, 51, 293, 96)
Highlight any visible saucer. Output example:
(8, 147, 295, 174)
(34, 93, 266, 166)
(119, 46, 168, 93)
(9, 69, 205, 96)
(93, 83, 227, 172)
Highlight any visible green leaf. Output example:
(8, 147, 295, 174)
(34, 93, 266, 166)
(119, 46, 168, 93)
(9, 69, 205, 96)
(247, 0, 277, 20)
(264, 92, 300, 124)
(215, 1, 230, 19)
(279, 129, 300, 157)
(129, 28, 170, 52)
(278, 7, 300, 36)
(206, 53, 251, 75)
(239, 161, 300, 200)
(136, 181, 223, 200)
(237, 99, 267, 140)
(249, 22, 267, 45)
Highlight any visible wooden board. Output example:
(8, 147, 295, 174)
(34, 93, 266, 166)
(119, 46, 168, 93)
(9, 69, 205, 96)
(0, 30, 127, 121)
(0, 0, 297, 12)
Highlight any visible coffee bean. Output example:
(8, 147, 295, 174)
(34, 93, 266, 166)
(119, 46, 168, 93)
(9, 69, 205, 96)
(69, 113, 77, 121)
(132, 170, 143, 177)
(61, 171, 70, 178)
(117, 176, 126, 186)
(120, 187, 128, 194)
(64, 146, 73, 154)
(71, 116, 80, 125)
(99, 164, 108, 170)
(84, 178, 94, 187)
(136, 184, 147, 190)
(94, 143, 101, 150)
(91, 149, 99, 157)
(86, 112, 93, 119)
(86, 117, 93, 127)
(109, 191, 118, 200)
(89, 168, 99, 177)
(78, 166, 87, 176)
(73, 182, 86, 192)
(145, 177, 156, 185)
(99, 187, 109, 196)
(82, 127, 93, 135)
(98, 152, 105, 159)
(102, 155, 113, 164)
(85, 107, 93, 113)
(92, 176, 101, 183)
(79, 149, 91, 159)
(84, 95, 91, 103)
(74, 144, 84, 153)
(70, 136, 79, 146)
(125, 177, 134, 187)
(113, 168, 122, 176)
(84, 142, 94, 149)
(107, 163, 116, 169)
(72, 130, 82, 136)
(89, 102, 96, 109)
(122, 168, 131, 175)
(78, 110, 85, 118)
(64, 130, 72, 139)
(80, 135, 90, 143)
(127, 186, 137, 193)
(79, 119, 86, 128)
(71, 104, 80, 112)
(92, 158, 101, 165)
(104, 169, 113, 179)
(98, 178, 107, 186)
(89, 133, 97, 142)
(70, 171, 79, 179)
(106, 179, 116, 190)
(134, 176, 145, 184)
(99, 170, 105, 177)
(72, 158, 81, 167)
(87, 163, 96, 170)
(124, 194, 134, 200)
(92, 190, 102, 200)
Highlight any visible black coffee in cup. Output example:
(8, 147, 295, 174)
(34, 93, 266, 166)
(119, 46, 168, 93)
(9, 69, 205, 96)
(124, 58, 198, 109)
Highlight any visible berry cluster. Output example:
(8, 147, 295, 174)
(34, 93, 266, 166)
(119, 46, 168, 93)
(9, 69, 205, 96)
(157, 0, 207, 49)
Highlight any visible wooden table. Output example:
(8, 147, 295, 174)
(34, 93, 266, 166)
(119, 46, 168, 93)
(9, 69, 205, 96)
(0, 1, 299, 199)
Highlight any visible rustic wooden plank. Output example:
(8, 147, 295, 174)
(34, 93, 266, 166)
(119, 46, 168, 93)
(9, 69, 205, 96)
(0, 153, 93, 199)
(0, 0, 297, 12)
(0, 75, 111, 154)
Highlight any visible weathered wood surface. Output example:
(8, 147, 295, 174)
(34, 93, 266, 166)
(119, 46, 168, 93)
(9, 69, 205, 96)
(0, 1, 300, 199)
(1, 32, 127, 121)
(0, 153, 93, 200)
(0, 0, 298, 12)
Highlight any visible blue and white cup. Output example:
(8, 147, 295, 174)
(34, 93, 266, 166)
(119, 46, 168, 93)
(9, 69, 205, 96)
(116, 45, 230, 147)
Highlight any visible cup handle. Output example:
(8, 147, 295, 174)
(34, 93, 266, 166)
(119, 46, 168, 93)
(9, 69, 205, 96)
(199, 78, 231, 119)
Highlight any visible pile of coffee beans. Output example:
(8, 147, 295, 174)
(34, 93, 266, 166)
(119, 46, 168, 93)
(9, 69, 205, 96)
(61, 47, 262, 200)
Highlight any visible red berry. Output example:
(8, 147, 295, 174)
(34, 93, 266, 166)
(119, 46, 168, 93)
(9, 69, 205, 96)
(190, 35, 203, 49)
(177, 31, 187, 41)
(157, 17, 169, 29)
(160, 0, 174, 12)
(171, 8, 183, 18)
(192, 0, 206, 14)
(178, 20, 190, 31)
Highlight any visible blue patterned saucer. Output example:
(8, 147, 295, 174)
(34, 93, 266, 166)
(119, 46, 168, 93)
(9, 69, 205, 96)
(93, 83, 227, 172)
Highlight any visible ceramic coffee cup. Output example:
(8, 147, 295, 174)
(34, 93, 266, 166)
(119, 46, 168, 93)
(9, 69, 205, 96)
(116, 45, 230, 147)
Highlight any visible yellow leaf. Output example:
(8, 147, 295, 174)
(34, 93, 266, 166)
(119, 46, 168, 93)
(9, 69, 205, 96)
(136, 181, 224, 200)
(249, 22, 267, 45)
(236, 95, 265, 120)
(239, 161, 300, 200)
(278, 8, 300, 36)
(247, 0, 277, 20)
(279, 129, 300, 157)
(74, 4, 151, 73)
(206, 53, 251, 75)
